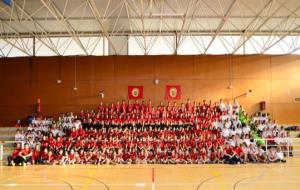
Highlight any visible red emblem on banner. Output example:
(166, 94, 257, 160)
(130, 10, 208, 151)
(128, 86, 144, 99)
(166, 85, 181, 100)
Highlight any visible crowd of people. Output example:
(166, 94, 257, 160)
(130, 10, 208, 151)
(8, 99, 289, 166)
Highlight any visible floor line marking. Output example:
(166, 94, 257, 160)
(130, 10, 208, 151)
(2, 180, 300, 186)
(152, 168, 155, 190)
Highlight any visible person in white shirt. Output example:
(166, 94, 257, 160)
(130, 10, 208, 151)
(15, 129, 23, 142)
(243, 134, 251, 146)
(257, 145, 268, 163)
(268, 147, 278, 162)
(224, 119, 231, 129)
(275, 147, 286, 163)
(232, 117, 241, 128)
(248, 144, 258, 162)
(257, 121, 265, 132)
(241, 143, 249, 162)
(222, 128, 230, 138)
(235, 125, 243, 136)
(242, 125, 251, 135)
(219, 99, 226, 112)
(227, 101, 233, 115)
(232, 99, 240, 114)
(262, 128, 269, 139)
(228, 136, 236, 147)
(229, 127, 236, 137)
(221, 113, 228, 121)
(285, 131, 293, 157)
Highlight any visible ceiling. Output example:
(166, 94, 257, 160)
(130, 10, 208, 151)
(0, 0, 300, 55)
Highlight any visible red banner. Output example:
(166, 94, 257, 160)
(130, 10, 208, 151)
(165, 85, 181, 100)
(128, 86, 144, 99)
(36, 98, 41, 113)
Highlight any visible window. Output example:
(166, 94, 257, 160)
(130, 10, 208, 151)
(128, 35, 175, 55)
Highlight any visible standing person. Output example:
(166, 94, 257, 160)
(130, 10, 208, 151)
(232, 99, 240, 114)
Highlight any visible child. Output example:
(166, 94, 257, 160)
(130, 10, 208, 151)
(76, 149, 86, 164)
(169, 150, 177, 164)
(275, 147, 286, 163)
(40, 148, 49, 164)
(54, 149, 65, 165)
(7, 143, 22, 166)
(31, 144, 41, 165)
(257, 145, 268, 163)
(90, 150, 99, 165)
(46, 150, 55, 165)
(68, 149, 76, 165)
(137, 150, 147, 164)
(14, 143, 32, 166)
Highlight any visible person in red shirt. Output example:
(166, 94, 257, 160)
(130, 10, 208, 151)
(183, 150, 192, 164)
(210, 147, 218, 164)
(54, 136, 63, 151)
(7, 143, 22, 166)
(134, 100, 140, 112)
(64, 137, 73, 151)
(45, 150, 55, 165)
(161, 149, 168, 164)
(53, 149, 65, 165)
(31, 144, 41, 164)
(190, 149, 199, 164)
(115, 149, 124, 164)
(147, 150, 155, 164)
(109, 150, 117, 165)
(234, 144, 244, 163)
(123, 150, 130, 164)
(41, 136, 49, 149)
(70, 127, 78, 140)
(137, 150, 147, 164)
(68, 149, 76, 165)
(127, 100, 133, 113)
(40, 148, 49, 164)
(14, 143, 32, 166)
(223, 143, 241, 164)
(176, 149, 185, 164)
(77, 125, 86, 138)
(88, 150, 97, 165)
(130, 149, 137, 164)
(200, 148, 210, 164)
(99, 149, 108, 164)
(76, 149, 85, 164)
(168, 150, 177, 164)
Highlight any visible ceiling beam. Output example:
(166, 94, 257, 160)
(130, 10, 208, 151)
(40, 0, 88, 55)
(289, 43, 300, 54)
(204, 0, 238, 53)
(12, 1, 60, 55)
(0, 2, 60, 55)
(260, 5, 300, 53)
(2, 15, 300, 22)
(1, 30, 300, 38)
(232, 0, 287, 54)
(175, 0, 195, 52)
(87, 0, 117, 54)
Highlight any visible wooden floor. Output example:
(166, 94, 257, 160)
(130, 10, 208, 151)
(0, 158, 300, 190)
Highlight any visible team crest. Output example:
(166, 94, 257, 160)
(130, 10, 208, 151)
(132, 88, 140, 97)
(169, 87, 178, 98)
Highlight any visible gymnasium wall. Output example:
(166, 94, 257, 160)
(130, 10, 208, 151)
(0, 55, 299, 126)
